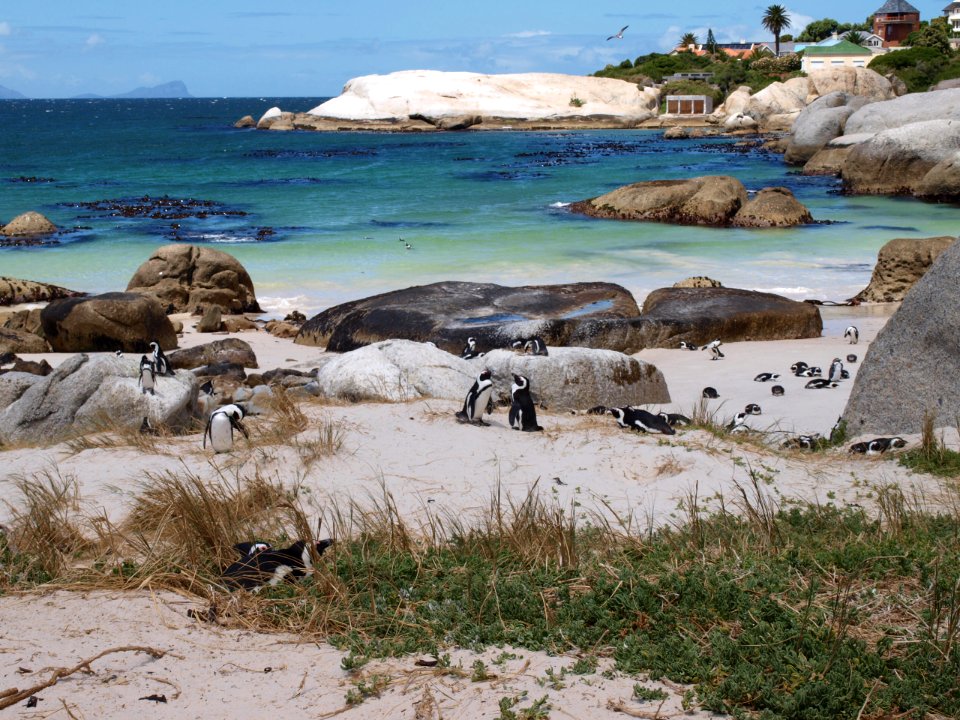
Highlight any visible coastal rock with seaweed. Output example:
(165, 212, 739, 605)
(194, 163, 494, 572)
(570, 176, 812, 228)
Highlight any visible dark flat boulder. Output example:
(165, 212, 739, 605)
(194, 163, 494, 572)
(295, 280, 640, 353)
(167, 338, 258, 370)
(40, 292, 177, 353)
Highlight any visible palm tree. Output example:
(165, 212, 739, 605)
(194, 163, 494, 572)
(679, 32, 699, 51)
(845, 31, 866, 47)
(762, 5, 792, 56)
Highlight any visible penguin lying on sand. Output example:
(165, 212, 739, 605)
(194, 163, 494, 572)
(203, 403, 249, 452)
(771, 385, 785, 396)
(781, 434, 821, 450)
(702, 387, 719, 399)
(609, 407, 675, 435)
(508, 374, 543, 432)
(754, 372, 779, 382)
(849, 437, 906, 455)
(679, 341, 698, 351)
(221, 539, 333, 591)
(744, 403, 762, 415)
(456, 370, 494, 425)
(659, 412, 691, 428)
(805, 378, 838, 390)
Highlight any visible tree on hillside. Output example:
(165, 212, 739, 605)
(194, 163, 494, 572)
(679, 32, 699, 50)
(905, 17, 953, 55)
(762, 5, 792, 56)
(706, 28, 718, 54)
(797, 18, 838, 43)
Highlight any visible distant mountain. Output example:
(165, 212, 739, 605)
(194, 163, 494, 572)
(0, 84, 27, 100)
(71, 81, 193, 100)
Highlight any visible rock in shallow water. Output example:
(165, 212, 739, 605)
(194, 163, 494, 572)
(852, 237, 955, 304)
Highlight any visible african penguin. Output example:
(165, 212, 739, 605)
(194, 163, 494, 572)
(726, 412, 748, 432)
(790, 361, 809, 375)
(150, 341, 174, 376)
(586, 405, 609, 415)
(203, 403, 249, 452)
(828, 358, 844, 383)
(659, 412, 691, 428)
(139, 416, 159, 436)
(508, 374, 543, 432)
(455, 370, 494, 425)
(805, 378, 838, 390)
(522, 338, 549, 356)
(460, 337, 484, 360)
(609, 407, 675, 435)
(781, 434, 821, 450)
(234, 541, 272, 557)
(744, 403, 761, 415)
(702, 339, 724, 360)
(702, 386, 719, 399)
(221, 539, 333, 592)
(850, 437, 906, 455)
(679, 341, 698, 351)
(754, 372, 779, 382)
(798, 366, 822, 377)
(138, 355, 156, 396)
(846, 354, 858, 364)
(771, 385, 785, 396)
(844, 326, 859, 344)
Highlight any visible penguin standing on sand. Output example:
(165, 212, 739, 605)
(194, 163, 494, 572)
(203, 403, 249, 452)
(844, 326, 860, 344)
(508, 374, 543, 432)
(828, 358, 845, 383)
(138, 355, 156, 396)
(456, 370, 494, 425)
(150, 341, 174, 376)
(702, 339, 724, 360)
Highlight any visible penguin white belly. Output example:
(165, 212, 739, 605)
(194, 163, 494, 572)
(209, 413, 234, 453)
(474, 385, 493, 420)
(140, 368, 155, 394)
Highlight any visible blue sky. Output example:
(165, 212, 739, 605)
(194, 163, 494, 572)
(0, 1, 937, 98)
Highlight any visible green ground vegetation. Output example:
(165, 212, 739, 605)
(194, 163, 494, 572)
(2, 465, 959, 719)
(869, 46, 960, 93)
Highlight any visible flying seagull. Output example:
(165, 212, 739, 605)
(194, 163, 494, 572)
(607, 25, 628, 41)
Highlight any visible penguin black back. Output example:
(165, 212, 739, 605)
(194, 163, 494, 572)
(222, 539, 333, 591)
(508, 374, 543, 432)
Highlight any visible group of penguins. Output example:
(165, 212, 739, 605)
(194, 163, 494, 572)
(134, 340, 251, 452)
(454, 325, 907, 456)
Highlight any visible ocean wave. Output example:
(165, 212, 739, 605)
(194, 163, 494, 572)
(195, 232, 259, 244)
(549, 201, 570, 208)
(753, 286, 816, 296)
(258, 294, 315, 315)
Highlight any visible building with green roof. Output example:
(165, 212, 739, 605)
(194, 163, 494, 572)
(801, 40, 873, 73)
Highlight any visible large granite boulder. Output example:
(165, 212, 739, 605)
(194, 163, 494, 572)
(307, 71, 659, 125)
(40, 292, 177, 353)
(295, 281, 640, 353)
(841, 120, 960, 195)
(784, 92, 870, 165)
(0, 277, 82, 306)
(852, 236, 955, 303)
(2, 308, 43, 337)
(126, 244, 260, 314)
(480, 347, 670, 411)
(314, 340, 474, 402)
(844, 88, 960, 135)
(843, 239, 960, 435)
(167, 338, 258, 370)
(0, 211, 57, 237)
(731, 187, 813, 228)
(744, 77, 809, 127)
(802, 140, 857, 176)
(0, 354, 198, 444)
(571, 176, 813, 228)
(0, 327, 49, 354)
(806, 67, 895, 101)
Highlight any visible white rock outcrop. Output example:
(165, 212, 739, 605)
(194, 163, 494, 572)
(308, 70, 659, 123)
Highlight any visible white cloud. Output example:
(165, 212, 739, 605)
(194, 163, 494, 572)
(85, 33, 105, 48)
(503, 30, 551, 39)
(0, 22, 10, 36)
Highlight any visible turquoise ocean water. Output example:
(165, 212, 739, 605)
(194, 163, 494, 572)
(1, 97, 957, 317)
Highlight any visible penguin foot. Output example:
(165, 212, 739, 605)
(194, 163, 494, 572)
(454, 412, 469, 423)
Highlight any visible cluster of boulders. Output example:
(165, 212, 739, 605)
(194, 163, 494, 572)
(294, 280, 822, 355)
(569, 176, 813, 228)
